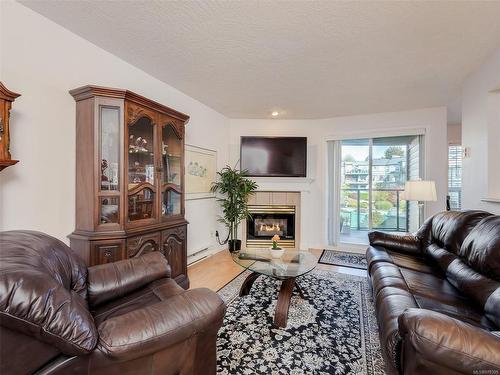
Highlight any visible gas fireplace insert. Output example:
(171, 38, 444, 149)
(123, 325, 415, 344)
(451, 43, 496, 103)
(246, 205, 295, 248)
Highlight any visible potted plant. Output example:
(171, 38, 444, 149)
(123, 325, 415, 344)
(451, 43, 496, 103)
(211, 166, 258, 252)
(269, 234, 285, 258)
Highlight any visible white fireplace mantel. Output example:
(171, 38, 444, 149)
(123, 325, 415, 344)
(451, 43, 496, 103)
(481, 197, 500, 204)
(251, 177, 315, 184)
(251, 177, 314, 193)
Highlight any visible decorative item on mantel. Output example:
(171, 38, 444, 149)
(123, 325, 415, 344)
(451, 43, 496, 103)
(0, 82, 21, 171)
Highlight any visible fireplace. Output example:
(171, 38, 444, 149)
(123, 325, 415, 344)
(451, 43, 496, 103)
(246, 205, 296, 248)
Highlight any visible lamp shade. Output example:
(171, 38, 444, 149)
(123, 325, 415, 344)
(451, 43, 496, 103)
(402, 180, 437, 201)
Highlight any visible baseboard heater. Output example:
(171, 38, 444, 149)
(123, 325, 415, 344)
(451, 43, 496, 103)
(187, 247, 209, 265)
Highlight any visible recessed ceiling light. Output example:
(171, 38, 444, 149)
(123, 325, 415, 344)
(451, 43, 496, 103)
(271, 111, 279, 117)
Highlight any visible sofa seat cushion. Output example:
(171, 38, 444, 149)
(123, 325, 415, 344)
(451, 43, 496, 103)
(92, 278, 184, 326)
(371, 260, 496, 330)
(402, 268, 497, 328)
(399, 268, 468, 306)
(370, 257, 473, 304)
(367, 246, 438, 275)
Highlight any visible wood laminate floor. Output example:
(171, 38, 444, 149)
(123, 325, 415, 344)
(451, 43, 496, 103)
(188, 248, 367, 291)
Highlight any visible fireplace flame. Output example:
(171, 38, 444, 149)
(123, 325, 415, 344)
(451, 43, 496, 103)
(259, 224, 281, 232)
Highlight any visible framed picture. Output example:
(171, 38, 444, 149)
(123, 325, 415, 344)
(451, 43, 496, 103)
(185, 144, 217, 200)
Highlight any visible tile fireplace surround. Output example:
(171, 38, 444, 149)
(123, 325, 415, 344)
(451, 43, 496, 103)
(244, 191, 301, 250)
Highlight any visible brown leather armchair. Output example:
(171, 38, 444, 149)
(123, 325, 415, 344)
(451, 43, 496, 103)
(367, 211, 500, 375)
(0, 231, 226, 375)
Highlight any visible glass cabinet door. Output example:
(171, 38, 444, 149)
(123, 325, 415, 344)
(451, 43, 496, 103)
(128, 115, 156, 222)
(100, 107, 120, 191)
(161, 123, 182, 218)
(98, 105, 121, 227)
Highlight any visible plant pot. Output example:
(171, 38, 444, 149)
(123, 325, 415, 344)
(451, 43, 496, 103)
(228, 239, 241, 253)
(269, 248, 285, 258)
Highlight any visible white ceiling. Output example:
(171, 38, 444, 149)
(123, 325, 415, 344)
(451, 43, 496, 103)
(21, 1, 500, 119)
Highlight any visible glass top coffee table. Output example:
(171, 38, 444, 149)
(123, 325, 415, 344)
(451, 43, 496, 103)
(231, 248, 318, 328)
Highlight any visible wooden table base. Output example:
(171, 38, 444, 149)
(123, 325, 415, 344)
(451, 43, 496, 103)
(239, 271, 305, 328)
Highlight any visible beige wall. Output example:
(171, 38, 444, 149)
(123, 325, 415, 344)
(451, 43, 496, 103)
(461, 47, 500, 213)
(0, 2, 230, 255)
(447, 123, 462, 145)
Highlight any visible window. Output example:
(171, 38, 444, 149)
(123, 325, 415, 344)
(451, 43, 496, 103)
(448, 145, 462, 210)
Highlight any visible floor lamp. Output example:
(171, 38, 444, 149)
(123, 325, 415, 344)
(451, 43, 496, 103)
(402, 180, 437, 227)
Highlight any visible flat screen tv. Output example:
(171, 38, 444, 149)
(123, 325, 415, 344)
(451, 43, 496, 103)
(240, 136, 307, 177)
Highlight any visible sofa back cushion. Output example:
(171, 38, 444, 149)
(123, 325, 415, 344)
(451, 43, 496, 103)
(427, 210, 492, 254)
(450, 216, 500, 327)
(0, 231, 97, 355)
(445, 257, 499, 327)
(420, 211, 499, 328)
(459, 215, 500, 281)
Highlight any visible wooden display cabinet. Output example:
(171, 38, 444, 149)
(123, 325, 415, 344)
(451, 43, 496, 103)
(69, 85, 190, 289)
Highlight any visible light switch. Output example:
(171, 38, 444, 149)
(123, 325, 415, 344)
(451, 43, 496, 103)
(463, 147, 471, 158)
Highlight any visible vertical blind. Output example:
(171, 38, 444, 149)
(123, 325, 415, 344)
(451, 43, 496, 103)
(448, 145, 462, 210)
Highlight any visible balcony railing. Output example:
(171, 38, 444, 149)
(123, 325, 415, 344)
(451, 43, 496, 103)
(340, 188, 408, 233)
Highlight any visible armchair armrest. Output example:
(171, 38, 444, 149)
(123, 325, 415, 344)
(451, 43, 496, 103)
(88, 252, 171, 307)
(368, 231, 422, 255)
(398, 308, 500, 374)
(96, 288, 226, 361)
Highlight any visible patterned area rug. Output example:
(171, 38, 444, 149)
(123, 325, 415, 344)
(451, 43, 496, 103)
(319, 250, 368, 270)
(216, 270, 385, 375)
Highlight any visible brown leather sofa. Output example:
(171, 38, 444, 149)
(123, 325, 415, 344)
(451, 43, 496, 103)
(367, 210, 500, 375)
(0, 231, 226, 375)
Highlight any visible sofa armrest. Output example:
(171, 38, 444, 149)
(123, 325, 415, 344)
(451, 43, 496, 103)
(398, 308, 500, 374)
(368, 231, 422, 255)
(88, 252, 171, 307)
(96, 288, 226, 361)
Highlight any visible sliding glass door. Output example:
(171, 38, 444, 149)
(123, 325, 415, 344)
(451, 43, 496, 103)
(339, 139, 370, 243)
(334, 135, 422, 245)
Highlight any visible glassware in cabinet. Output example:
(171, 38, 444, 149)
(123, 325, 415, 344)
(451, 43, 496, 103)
(127, 115, 156, 222)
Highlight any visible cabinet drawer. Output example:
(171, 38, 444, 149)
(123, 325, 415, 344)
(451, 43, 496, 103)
(91, 242, 124, 265)
(127, 232, 160, 258)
